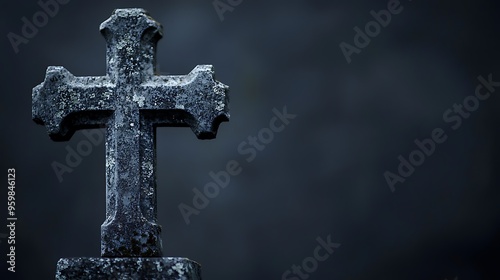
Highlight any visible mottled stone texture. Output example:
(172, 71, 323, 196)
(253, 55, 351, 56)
(32, 7, 229, 261)
(56, 257, 201, 280)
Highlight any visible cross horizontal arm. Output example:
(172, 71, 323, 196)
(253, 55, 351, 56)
(140, 65, 229, 139)
(32, 66, 116, 141)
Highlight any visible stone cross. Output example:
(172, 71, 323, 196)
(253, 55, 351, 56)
(32, 8, 229, 259)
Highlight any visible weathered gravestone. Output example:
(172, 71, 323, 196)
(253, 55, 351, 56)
(32, 8, 229, 279)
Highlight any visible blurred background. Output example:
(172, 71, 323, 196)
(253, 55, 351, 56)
(1, 0, 500, 279)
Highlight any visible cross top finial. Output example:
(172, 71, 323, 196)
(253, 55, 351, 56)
(100, 8, 163, 83)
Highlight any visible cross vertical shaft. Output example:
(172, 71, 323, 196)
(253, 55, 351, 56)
(102, 101, 163, 257)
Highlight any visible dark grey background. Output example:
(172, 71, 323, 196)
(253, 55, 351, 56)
(1, 0, 499, 279)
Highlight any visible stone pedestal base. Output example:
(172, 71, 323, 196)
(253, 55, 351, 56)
(56, 257, 202, 280)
